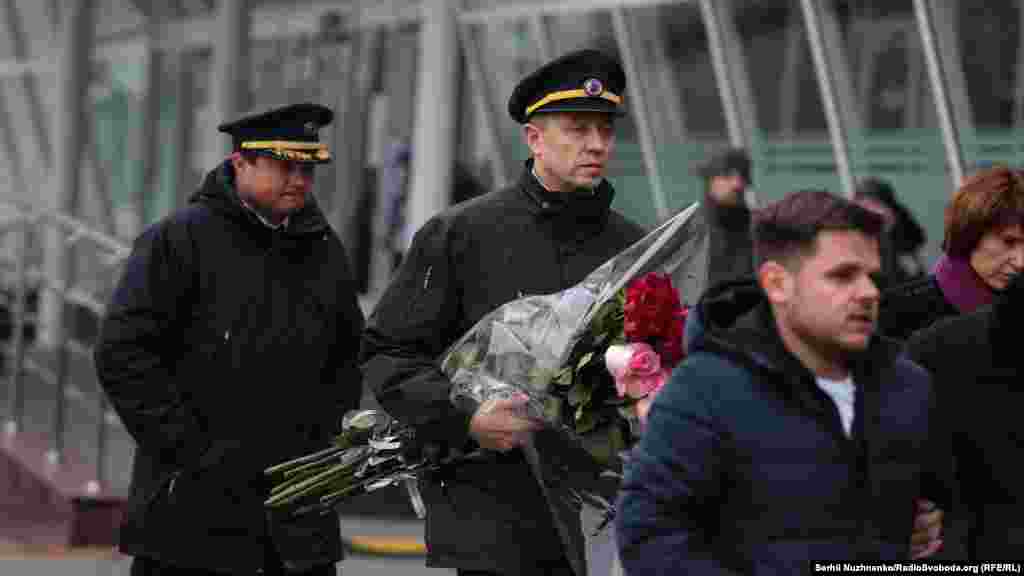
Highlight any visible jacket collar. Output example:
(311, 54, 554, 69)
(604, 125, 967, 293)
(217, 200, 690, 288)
(516, 159, 616, 224)
(698, 281, 903, 422)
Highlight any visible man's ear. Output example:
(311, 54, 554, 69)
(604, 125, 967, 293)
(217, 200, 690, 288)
(229, 151, 246, 173)
(758, 260, 793, 306)
(524, 122, 544, 158)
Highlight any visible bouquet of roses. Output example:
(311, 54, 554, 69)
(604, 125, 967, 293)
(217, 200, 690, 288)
(603, 273, 690, 429)
(264, 202, 706, 521)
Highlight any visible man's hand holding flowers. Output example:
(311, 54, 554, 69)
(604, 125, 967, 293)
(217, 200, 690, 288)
(469, 393, 543, 452)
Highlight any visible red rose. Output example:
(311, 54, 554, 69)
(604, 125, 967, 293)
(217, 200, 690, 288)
(623, 273, 689, 369)
(624, 273, 682, 343)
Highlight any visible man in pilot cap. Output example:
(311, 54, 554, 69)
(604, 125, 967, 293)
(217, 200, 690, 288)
(96, 103, 365, 575)
(361, 49, 646, 576)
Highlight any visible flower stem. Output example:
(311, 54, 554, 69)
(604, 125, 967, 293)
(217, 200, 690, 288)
(264, 444, 349, 475)
(266, 460, 361, 507)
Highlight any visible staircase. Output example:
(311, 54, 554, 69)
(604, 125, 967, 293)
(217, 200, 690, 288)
(0, 204, 132, 548)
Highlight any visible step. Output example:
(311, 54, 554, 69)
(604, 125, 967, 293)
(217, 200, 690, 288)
(0, 428, 126, 548)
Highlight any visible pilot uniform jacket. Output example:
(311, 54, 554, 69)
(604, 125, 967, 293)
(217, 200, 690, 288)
(360, 160, 646, 575)
(95, 162, 365, 574)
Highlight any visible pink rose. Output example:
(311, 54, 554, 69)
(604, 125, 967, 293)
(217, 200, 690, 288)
(604, 343, 668, 400)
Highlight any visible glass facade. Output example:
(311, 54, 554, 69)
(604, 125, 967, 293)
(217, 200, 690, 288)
(831, 0, 947, 261)
(4, 0, 1024, 293)
(617, 1, 728, 217)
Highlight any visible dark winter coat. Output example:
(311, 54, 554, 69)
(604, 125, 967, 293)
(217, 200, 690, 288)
(360, 160, 645, 576)
(878, 275, 958, 341)
(616, 280, 956, 574)
(907, 282, 1024, 560)
(94, 162, 364, 574)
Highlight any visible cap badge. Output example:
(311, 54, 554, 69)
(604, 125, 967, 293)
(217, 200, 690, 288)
(303, 121, 318, 137)
(583, 78, 604, 97)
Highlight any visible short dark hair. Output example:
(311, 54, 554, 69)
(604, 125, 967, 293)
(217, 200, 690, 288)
(753, 189, 886, 268)
(944, 166, 1024, 258)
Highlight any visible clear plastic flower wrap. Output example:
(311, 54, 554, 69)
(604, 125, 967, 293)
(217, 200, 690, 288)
(443, 202, 704, 428)
(264, 202, 707, 525)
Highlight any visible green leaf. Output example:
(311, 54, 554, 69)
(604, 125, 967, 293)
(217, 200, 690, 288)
(542, 396, 563, 423)
(443, 345, 478, 372)
(527, 366, 555, 392)
(568, 381, 592, 407)
(574, 407, 599, 434)
(576, 352, 594, 371)
(553, 368, 573, 388)
(579, 423, 626, 468)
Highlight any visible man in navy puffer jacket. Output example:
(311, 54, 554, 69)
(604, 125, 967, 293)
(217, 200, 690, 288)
(617, 190, 956, 574)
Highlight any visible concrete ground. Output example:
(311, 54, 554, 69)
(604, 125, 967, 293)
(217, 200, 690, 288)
(0, 515, 455, 576)
(1, 510, 622, 575)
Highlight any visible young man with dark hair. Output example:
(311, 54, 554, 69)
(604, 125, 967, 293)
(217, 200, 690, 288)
(616, 190, 956, 573)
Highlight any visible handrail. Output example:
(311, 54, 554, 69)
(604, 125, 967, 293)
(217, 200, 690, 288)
(0, 201, 129, 498)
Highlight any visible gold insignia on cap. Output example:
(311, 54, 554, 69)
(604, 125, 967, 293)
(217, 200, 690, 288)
(526, 83, 623, 117)
(241, 140, 331, 163)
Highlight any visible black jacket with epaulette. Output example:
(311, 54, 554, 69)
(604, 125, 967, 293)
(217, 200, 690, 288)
(360, 160, 646, 575)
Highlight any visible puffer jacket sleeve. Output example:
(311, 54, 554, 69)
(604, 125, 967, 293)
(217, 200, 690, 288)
(94, 219, 208, 468)
(359, 216, 472, 456)
(615, 354, 742, 575)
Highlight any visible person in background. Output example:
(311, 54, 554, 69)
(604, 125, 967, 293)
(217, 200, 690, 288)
(616, 190, 955, 574)
(696, 148, 756, 297)
(879, 166, 1024, 340)
(680, 150, 755, 370)
(854, 177, 927, 289)
(95, 103, 365, 576)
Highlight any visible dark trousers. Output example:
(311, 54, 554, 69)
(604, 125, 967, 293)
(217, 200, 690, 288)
(130, 542, 335, 576)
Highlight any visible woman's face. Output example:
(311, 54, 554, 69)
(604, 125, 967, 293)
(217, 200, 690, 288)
(970, 223, 1024, 290)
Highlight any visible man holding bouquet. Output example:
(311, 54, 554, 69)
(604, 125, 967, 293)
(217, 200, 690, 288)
(361, 49, 646, 576)
(616, 190, 957, 573)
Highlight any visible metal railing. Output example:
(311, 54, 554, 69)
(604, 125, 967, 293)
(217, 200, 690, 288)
(0, 201, 129, 497)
